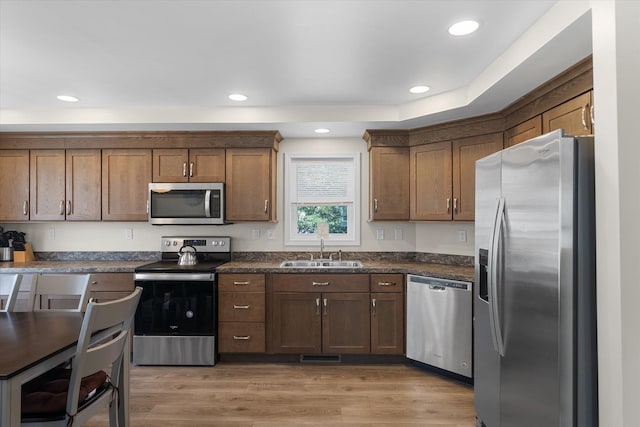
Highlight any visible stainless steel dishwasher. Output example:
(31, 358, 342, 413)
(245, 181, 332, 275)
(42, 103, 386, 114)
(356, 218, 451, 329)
(406, 274, 472, 379)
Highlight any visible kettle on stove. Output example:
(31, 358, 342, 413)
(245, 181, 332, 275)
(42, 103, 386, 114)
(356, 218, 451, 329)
(177, 245, 197, 266)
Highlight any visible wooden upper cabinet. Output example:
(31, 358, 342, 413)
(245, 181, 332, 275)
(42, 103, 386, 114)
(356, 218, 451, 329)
(542, 91, 593, 136)
(30, 150, 66, 221)
(410, 141, 452, 221)
(505, 116, 542, 148)
(102, 149, 151, 221)
(0, 150, 30, 221)
(152, 148, 225, 183)
(452, 133, 503, 221)
(369, 147, 410, 220)
(226, 148, 276, 221)
(66, 150, 101, 221)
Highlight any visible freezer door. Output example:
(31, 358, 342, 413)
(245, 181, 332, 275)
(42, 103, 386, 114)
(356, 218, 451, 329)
(474, 150, 502, 427)
(499, 130, 574, 427)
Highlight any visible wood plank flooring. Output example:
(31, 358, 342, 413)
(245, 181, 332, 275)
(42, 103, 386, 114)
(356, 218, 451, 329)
(85, 363, 475, 426)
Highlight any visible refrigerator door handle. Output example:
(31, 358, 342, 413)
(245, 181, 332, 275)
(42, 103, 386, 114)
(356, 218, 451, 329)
(489, 197, 506, 356)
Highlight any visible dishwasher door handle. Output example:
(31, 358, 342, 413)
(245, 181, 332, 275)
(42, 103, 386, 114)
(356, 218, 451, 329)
(429, 285, 446, 291)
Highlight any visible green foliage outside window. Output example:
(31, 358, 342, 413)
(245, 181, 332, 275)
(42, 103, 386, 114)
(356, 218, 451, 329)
(297, 206, 348, 234)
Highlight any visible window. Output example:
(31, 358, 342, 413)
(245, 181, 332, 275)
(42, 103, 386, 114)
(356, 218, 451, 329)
(285, 154, 360, 246)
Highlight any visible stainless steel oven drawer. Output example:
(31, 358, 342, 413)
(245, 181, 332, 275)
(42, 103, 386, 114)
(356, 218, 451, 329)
(133, 335, 216, 366)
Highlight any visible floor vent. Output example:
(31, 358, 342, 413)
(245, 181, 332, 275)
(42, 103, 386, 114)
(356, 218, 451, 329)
(300, 354, 341, 363)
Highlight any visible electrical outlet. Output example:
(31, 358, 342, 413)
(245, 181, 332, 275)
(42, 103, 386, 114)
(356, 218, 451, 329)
(47, 228, 55, 240)
(266, 230, 275, 240)
(458, 230, 467, 242)
(252, 229, 261, 240)
(394, 228, 403, 240)
(125, 228, 133, 240)
(376, 228, 384, 240)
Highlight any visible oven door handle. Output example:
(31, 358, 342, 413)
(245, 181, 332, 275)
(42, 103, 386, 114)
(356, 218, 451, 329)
(134, 272, 215, 281)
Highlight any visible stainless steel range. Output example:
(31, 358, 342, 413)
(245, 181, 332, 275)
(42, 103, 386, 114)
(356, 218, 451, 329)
(133, 236, 231, 366)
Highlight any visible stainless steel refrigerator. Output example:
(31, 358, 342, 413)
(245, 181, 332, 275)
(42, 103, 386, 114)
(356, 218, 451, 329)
(474, 129, 598, 427)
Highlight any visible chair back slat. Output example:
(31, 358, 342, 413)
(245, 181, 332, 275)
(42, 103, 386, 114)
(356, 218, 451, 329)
(80, 330, 129, 378)
(32, 274, 91, 312)
(0, 274, 20, 312)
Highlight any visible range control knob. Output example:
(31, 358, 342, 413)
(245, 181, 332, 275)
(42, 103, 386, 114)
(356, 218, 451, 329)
(164, 240, 171, 247)
(212, 241, 219, 246)
(219, 241, 225, 246)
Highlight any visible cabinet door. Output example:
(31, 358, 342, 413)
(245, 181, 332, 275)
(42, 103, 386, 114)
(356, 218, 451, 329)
(226, 148, 274, 221)
(152, 149, 189, 183)
(102, 149, 152, 221)
(505, 116, 542, 148)
(0, 150, 30, 221)
(452, 132, 503, 221)
(322, 293, 370, 354)
(369, 147, 410, 220)
(270, 292, 322, 353)
(410, 141, 452, 221)
(189, 148, 225, 182)
(66, 150, 101, 221)
(542, 91, 593, 136)
(371, 292, 404, 355)
(30, 150, 66, 221)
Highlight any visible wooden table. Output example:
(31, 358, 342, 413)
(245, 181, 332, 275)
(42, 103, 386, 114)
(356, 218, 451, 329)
(0, 311, 130, 427)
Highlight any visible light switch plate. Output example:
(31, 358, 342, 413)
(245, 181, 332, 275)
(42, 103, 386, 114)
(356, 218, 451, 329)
(458, 230, 467, 242)
(394, 229, 403, 240)
(252, 229, 261, 240)
(376, 229, 384, 240)
(125, 228, 133, 240)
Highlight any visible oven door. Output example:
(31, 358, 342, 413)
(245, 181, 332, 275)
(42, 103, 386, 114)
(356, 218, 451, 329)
(135, 280, 215, 336)
(133, 275, 217, 366)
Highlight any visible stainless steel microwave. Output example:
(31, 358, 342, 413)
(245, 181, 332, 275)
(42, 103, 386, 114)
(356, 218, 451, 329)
(148, 183, 224, 225)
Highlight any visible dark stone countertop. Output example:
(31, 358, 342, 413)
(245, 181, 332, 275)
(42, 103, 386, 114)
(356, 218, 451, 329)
(217, 260, 474, 282)
(0, 260, 149, 274)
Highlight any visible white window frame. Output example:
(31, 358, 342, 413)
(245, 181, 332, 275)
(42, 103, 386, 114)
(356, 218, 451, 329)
(284, 153, 360, 246)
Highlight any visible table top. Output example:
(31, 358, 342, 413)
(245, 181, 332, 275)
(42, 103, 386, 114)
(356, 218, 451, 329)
(0, 311, 83, 379)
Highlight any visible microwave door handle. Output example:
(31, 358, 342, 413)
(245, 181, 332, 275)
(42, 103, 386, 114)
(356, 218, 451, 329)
(204, 190, 212, 217)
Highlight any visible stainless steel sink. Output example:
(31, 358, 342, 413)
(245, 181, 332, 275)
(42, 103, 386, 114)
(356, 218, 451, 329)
(279, 260, 363, 268)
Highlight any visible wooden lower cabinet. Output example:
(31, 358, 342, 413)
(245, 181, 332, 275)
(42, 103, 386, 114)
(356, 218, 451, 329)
(268, 273, 403, 355)
(218, 273, 266, 353)
(35, 272, 134, 310)
(370, 274, 404, 355)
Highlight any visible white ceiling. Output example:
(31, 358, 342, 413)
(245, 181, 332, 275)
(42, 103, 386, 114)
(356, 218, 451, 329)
(0, 0, 593, 139)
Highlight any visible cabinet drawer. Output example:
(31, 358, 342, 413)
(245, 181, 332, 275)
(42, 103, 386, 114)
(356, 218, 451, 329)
(219, 292, 265, 322)
(370, 274, 403, 293)
(89, 273, 134, 292)
(272, 274, 369, 292)
(219, 274, 265, 292)
(219, 322, 265, 353)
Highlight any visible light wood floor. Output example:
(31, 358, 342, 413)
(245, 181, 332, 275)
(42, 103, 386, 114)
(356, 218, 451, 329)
(85, 363, 475, 426)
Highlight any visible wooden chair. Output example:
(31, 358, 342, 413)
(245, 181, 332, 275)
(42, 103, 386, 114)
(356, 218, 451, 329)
(0, 273, 20, 312)
(21, 286, 142, 426)
(31, 274, 91, 312)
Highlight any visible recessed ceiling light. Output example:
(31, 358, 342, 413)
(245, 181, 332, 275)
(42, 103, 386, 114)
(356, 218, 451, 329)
(56, 95, 79, 102)
(314, 128, 331, 134)
(448, 20, 479, 36)
(409, 85, 430, 94)
(228, 94, 248, 101)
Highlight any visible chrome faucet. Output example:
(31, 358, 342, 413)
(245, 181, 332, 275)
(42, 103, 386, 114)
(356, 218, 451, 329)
(319, 238, 324, 260)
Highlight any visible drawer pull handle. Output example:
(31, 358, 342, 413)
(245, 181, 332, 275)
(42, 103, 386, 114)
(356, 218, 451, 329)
(316, 297, 320, 314)
(91, 281, 98, 285)
(372, 298, 377, 315)
(312, 282, 329, 286)
(233, 304, 250, 309)
(233, 281, 250, 286)
(377, 282, 394, 287)
(233, 335, 250, 340)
